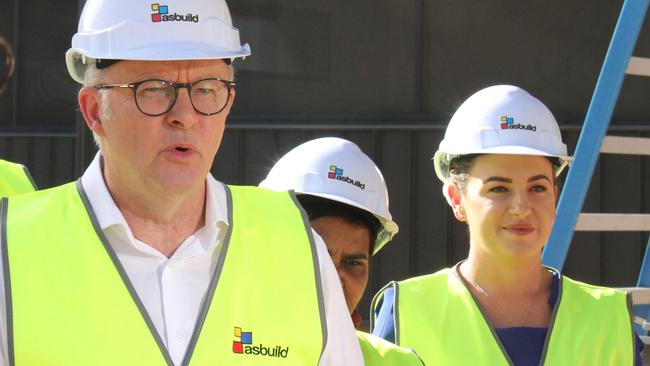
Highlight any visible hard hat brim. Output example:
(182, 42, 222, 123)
(433, 147, 572, 182)
(295, 191, 399, 255)
(66, 44, 250, 84)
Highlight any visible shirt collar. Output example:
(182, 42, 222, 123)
(79, 152, 229, 251)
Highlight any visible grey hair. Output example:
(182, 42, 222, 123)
(82, 63, 110, 149)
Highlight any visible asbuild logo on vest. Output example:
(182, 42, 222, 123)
(151, 3, 199, 23)
(328, 165, 365, 190)
(232, 327, 290, 358)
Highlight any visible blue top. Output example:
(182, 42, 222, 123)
(372, 271, 644, 366)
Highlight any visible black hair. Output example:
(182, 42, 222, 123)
(297, 195, 381, 254)
(448, 154, 561, 191)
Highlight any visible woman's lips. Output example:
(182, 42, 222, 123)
(503, 224, 535, 235)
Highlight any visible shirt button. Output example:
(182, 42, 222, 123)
(176, 330, 185, 339)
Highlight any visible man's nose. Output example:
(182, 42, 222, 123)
(164, 88, 198, 129)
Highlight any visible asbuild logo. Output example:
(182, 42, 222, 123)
(232, 327, 289, 358)
(500, 116, 536, 131)
(150, 3, 199, 23)
(328, 165, 365, 190)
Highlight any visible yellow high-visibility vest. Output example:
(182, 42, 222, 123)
(0, 159, 36, 196)
(373, 267, 635, 365)
(2, 182, 324, 365)
(356, 331, 424, 366)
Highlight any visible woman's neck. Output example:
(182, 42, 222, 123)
(462, 250, 544, 293)
(458, 252, 553, 328)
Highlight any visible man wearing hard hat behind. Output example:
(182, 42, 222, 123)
(0, 159, 36, 196)
(261, 137, 425, 366)
(0, 1, 362, 365)
(0, 36, 37, 197)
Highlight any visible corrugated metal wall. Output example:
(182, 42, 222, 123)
(2, 0, 650, 321)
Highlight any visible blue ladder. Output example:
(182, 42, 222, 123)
(540, 0, 650, 337)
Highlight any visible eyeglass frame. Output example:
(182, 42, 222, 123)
(94, 78, 236, 117)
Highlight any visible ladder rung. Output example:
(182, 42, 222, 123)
(618, 287, 650, 304)
(626, 56, 650, 77)
(601, 135, 650, 155)
(575, 213, 650, 231)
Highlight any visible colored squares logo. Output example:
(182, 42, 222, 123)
(500, 115, 514, 129)
(328, 165, 343, 179)
(233, 327, 253, 354)
(151, 3, 169, 22)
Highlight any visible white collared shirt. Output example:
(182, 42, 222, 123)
(0, 153, 363, 366)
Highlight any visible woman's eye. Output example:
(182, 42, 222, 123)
(531, 185, 548, 192)
(489, 186, 507, 193)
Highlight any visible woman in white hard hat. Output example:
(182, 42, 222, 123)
(371, 85, 642, 365)
(260, 137, 425, 366)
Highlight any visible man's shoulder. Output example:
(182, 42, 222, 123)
(227, 185, 299, 207)
(228, 184, 290, 196)
(4, 181, 78, 212)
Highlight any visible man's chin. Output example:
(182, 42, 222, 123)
(151, 168, 207, 193)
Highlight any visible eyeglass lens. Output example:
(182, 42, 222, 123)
(134, 79, 231, 116)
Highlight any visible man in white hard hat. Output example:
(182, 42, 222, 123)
(0, 36, 37, 197)
(0, 1, 362, 365)
(260, 137, 424, 366)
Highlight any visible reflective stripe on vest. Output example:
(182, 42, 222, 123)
(1, 181, 324, 365)
(356, 331, 424, 366)
(0, 160, 36, 197)
(385, 267, 634, 366)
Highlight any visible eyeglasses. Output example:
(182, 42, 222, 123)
(95, 78, 236, 116)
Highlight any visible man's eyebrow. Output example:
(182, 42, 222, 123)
(342, 253, 369, 260)
(528, 174, 552, 183)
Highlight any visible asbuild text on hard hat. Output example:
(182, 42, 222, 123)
(327, 165, 366, 190)
(499, 116, 537, 131)
(151, 4, 199, 23)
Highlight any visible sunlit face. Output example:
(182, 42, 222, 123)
(79, 59, 234, 195)
(311, 216, 371, 313)
(451, 154, 558, 260)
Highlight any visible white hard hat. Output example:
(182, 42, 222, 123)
(433, 85, 572, 182)
(260, 137, 398, 255)
(66, 0, 251, 84)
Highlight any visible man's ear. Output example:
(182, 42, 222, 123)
(223, 88, 236, 115)
(78, 87, 106, 138)
(447, 183, 466, 222)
